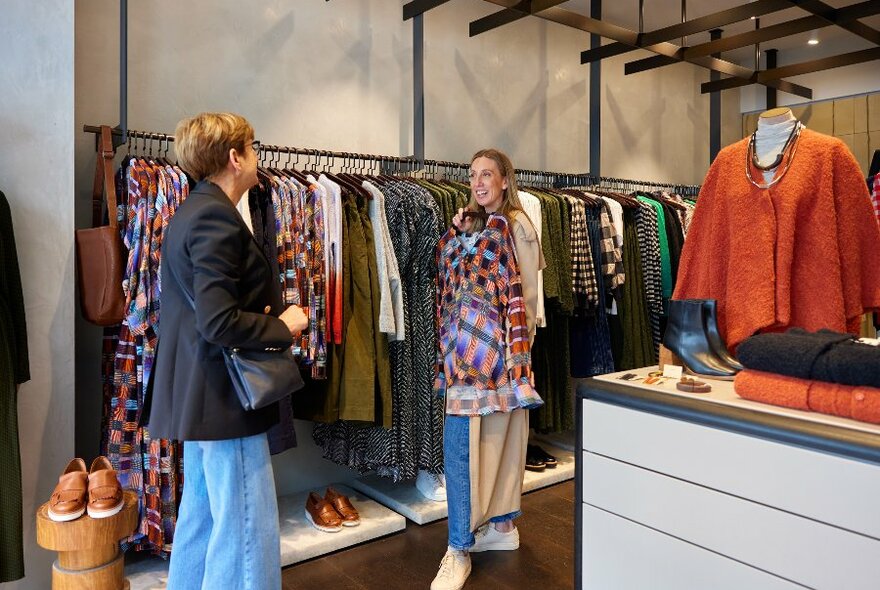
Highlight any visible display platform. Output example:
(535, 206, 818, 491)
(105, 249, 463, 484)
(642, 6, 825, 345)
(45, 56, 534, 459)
(594, 366, 880, 436)
(351, 444, 575, 525)
(125, 484, 406, 590)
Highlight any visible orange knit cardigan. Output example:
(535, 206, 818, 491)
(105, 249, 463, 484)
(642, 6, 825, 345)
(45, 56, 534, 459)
(674, 129, 880, 352)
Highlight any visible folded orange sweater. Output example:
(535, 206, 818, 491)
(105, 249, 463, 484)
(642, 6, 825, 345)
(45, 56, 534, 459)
(734, 369, 880, 425)
(674, 130, 880, 352)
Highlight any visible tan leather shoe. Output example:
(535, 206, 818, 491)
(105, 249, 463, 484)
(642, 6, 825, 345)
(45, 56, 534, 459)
(325, 487, 360, 527)
(87, 456, 124, 519)
(47, 459, 88, 522)
(305, 491, 343, 533)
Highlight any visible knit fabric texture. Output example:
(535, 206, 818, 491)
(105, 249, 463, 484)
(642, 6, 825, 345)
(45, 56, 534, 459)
(739, 328, 880, 388)
(436, 213, 543, 416)
(735, 369, 880, 426)
(674, 129, 880, 351)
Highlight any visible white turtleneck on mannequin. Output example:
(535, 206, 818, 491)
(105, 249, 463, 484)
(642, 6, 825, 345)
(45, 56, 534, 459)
(754, 109, 799, 184)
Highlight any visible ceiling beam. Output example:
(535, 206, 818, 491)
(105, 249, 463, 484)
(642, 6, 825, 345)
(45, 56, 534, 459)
(687, 0, 880, 59)
(580, 0, 792, 64)
(403, 0, 452, 21)
(624, 0, 880, 74)
(701, 46, 880, 93)
(785, 0, 880, 46)
(759, 45, 880, 79)
(481, 0, 811, 98)
(470, 0, 568, 37)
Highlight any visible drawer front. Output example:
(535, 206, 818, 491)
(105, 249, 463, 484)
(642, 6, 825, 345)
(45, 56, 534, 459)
(582, 451, 880, 590)
(582, 399, 880, 539)
(582, 503, 801, 590)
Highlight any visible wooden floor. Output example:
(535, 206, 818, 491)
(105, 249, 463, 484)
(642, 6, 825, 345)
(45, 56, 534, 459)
(281, 480, 575, 590)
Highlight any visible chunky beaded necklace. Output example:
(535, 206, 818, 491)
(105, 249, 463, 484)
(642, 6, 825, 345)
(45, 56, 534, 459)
(745, 122, 803, 189)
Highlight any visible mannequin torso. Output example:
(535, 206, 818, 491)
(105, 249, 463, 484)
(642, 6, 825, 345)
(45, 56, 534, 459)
(755, 108, 799, 183)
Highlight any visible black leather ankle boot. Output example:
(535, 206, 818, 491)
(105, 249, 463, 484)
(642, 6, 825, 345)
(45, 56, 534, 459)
(663, 300, 737, 379)
(702, 300, 744, 371)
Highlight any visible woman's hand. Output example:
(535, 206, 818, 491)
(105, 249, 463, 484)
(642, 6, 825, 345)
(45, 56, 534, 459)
(279, 305, 309, 335)
(452, 207, 473, 233)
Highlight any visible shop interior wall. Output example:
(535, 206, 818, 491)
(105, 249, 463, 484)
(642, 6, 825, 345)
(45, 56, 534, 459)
(423, 1, 741, 181)
(1, 2, 75, 590)
(74, 0, 741, 500)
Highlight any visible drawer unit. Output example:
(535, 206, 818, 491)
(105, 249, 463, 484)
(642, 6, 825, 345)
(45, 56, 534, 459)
(582, 504, 801, 590)
(583, 451, 880, 590)
(575, 375, 880, 590)
(583, 399, 880, 539)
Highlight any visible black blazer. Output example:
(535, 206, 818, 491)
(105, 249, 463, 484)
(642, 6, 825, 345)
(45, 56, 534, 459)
(147, 181, 293, 441)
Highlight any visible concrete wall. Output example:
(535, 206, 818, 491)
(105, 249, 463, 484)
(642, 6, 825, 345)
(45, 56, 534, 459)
(0, 2, 75, 589)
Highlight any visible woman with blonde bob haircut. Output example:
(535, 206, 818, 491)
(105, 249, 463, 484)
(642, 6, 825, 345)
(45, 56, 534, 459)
(148, 112, 308, 590)
(431, 148, 545, 590)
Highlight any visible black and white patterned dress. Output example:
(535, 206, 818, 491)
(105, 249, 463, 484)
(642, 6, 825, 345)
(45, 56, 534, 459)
(313, 181, 443, 482)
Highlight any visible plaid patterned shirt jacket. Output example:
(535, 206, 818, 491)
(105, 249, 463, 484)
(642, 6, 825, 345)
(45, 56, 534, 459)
(435, 213, 544, 416)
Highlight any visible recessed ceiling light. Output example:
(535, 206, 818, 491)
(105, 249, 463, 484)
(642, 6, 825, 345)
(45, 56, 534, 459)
(808, 38, 819, 45)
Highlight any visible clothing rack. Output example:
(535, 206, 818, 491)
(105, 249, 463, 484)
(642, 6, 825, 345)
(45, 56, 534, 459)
(83, 124, 701, 194)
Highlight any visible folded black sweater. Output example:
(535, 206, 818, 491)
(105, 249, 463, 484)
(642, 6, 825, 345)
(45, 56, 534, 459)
(737, 328, 880, 388)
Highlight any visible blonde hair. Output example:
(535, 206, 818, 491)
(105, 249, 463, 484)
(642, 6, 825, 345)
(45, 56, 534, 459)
(174, 113, 254, 180)
(466, 148, 528, 232)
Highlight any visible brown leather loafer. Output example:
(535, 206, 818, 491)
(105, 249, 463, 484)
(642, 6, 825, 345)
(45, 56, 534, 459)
(87, 456, 124, 519)
(305, 491, 343, 533)
(325, 487, 360, 527)
(47, 459, 88, 522)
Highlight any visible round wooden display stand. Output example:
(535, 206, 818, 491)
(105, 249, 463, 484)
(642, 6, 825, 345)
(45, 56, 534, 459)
(36, 491, 138, 590)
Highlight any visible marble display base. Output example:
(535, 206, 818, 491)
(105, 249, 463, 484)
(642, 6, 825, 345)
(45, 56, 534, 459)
(350, 475, 448, 525)
(352, 444, 575, 525)
(125, 484, 405, 590)
(522, 444, 575, 493)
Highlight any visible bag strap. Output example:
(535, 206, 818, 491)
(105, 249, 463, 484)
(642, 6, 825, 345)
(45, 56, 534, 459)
(91, 125, 119, 229)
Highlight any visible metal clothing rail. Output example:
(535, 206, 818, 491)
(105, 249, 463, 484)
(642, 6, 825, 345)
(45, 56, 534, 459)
(82, 124, 700, 194)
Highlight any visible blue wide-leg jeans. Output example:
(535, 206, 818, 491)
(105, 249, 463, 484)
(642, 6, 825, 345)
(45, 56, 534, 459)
(444, 415, 519, 550)
(167, 433, 281, 590)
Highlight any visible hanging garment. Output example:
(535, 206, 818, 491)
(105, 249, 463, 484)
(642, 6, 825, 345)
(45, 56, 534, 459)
(675, 129, 880, 352)
(313, 179, 443, 481)
(597, 201, 625, 297)
(364, 180, 405, 340)
(871, 174, 880, 226)
(510, 211, 546, 343)
(0, 190, 28, 583)
(563, 192, 598, 312)
(523, 188, 572, 433)
(616, 208, 655, 369)
(637, 196, 671, 306)
(569, 203, 615, 378)
(634, 200, 663, 355)
(101, 158, 188, 554)
(518, 190, 547, 328)
(318, 174, 344, 345)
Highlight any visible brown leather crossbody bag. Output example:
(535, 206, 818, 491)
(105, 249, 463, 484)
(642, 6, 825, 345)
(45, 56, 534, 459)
(75, 125, 126, 325)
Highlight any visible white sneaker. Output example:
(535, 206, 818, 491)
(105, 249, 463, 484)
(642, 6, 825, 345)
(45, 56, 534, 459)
(469, 524, 520, 552)
(430, 549, 471, 590)
(416, 470, 447, 502)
